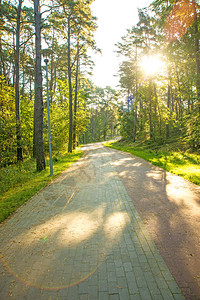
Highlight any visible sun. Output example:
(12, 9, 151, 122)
(140, 55, 165, 76)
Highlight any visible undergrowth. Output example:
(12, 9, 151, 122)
(105, 139, 200, 186)
(0, 150, 83, 223)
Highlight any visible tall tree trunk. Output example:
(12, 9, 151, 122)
(15, 0, 23, 162)
(133, 104, 137, 142)
(12, 33, 15, 86)
(91, 113, 94, 140)
(50, 51, 54, 104)
(133, 45, 138, 142)
(33, 0, 45, 171)
(94, 109, 97, 141)
(30, 76, 32, 101)
(50, 27, 55, 104)
(0, 39, 6, 78)
(133, 46, 138, 142)
(0, 0, 6, 78)
(67, 15, 73, 153)
(139, 99, 143, 131)
(194, 10, 200, 113)
(21, 45, 25, 98)
(175, 63, 183, 121)
(149, 81, 153, 139)
(166, 83, 170, 139)
(73, 38, 79, 150)
(166, 64, 172, 139)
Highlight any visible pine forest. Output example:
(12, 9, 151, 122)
(0, 0, 200, 170)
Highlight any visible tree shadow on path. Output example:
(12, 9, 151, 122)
(109, 147, 200, 300)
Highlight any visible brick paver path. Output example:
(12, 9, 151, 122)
(0, 143, 185, 299)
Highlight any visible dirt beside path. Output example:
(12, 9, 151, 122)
(107, 146, 200, 300)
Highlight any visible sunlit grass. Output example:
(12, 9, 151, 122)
(0, 150, 83, 223)
(105, 141, 200, 186)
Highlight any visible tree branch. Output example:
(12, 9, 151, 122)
(41, 5, 60, 15)
(19, 33, 34, 48)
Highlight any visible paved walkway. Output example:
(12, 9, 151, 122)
(0, 143, 185, 300)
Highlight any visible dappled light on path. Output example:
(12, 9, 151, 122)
(110, 147, 200, 298)
(1, 209, 130, 290)
(0, 143, 130, 291)
(104, 212, 130, 239)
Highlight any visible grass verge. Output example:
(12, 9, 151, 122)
(0, 150, 83, 223)
(105, 140, 200, 186)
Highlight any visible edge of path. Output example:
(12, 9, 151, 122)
(104, 144, 200, 300)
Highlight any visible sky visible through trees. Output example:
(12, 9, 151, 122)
(89, 0, 152, 88)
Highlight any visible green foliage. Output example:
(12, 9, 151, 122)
(105, 140, 200, 186)
(0, 149, 83, 223)
(44, 101, 69, 154)
(0, 76, 16, 166)
(119, 111, 135, 140)
(186, 111, 200, 151)
(21, 98, 34, 157)
(76, 90, 89, 137)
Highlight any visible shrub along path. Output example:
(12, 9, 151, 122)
(0, 142, 199, 299)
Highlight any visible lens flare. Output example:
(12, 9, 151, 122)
(0, 210, 130, 291)
(165, 0, 197, 42)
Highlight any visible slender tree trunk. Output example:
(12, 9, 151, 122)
(158, 104, 162, 137)
(73, 38, 79, 150)
(166, 83, 170, 139)
(50, 52, 53, 104)
(12, 33, 15, 86)
(133, 104, 137, 142)
(94, 110, 97, 140)
(133, 46, 138, 142)
(67, 15, 73, 153)
(50, 0, 55, 101)
(15, 0, 23, 162)
(139, 99, 143, 131)
(0, 39, 6, 78)
(166, 64, 172, 139)
(50, 28, 55, 104)
(33, 0, 45, 171)
(30, 76, 32, 101)
(149, 81, 153, 139)
(194, 11, 200, 113)
(175, 63, 183, 121)
(0, 0, 6, 77)
(171, 87, 174, 113)
(21, 45, 25, 98)
(91, 113, 94, 140)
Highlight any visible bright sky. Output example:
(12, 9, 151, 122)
(89, 0, 152, 89)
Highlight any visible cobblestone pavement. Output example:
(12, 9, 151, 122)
(0, 143, 185, 300)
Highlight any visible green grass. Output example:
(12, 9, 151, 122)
(105, 140, 200, 186)
(0, 150, 83, 223)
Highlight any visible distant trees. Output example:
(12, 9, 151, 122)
(116, 1, 200, 150)
(82, 85, 120, 143)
